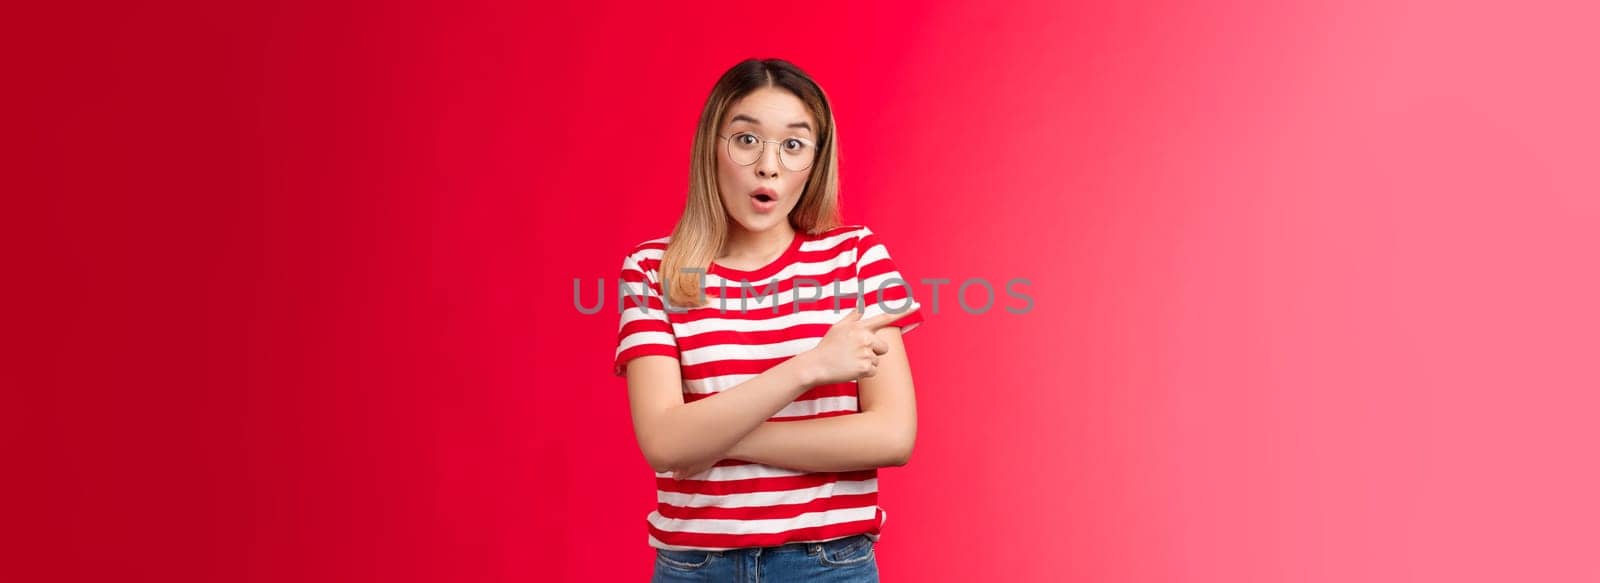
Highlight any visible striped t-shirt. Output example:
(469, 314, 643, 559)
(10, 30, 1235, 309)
(612, 224, 925, 551)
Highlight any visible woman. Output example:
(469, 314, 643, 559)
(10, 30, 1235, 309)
(613, 58, 925, 582)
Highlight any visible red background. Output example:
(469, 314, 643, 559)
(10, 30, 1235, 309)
(9, 0, 1599, 581)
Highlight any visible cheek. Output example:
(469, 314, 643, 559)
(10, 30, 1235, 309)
(786, 173, 810, 198)
(717, 153, 748, 188)
(714, 165, 737, 201)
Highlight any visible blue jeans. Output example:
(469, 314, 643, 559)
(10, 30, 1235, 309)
(650, 534, 879, 582)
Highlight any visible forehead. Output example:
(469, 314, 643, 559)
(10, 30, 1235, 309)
(724, 87, 815, 129)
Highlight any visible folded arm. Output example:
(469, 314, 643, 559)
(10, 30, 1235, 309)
(625, 354, 816, 474)
(626, 312, 916, 478)
(728, 326, 918, 473)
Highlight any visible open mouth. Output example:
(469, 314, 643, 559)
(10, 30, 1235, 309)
(750, 188, 778, 207)
(749, 190, 779, 213)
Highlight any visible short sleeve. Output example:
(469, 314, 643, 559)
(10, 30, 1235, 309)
(853, 227, 925, 335)
(613, 252, 680, 376)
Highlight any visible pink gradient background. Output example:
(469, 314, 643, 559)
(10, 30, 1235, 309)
(9, 0, 1599, 581)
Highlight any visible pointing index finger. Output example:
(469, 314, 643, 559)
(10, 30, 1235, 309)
(862, 311, 901, 331)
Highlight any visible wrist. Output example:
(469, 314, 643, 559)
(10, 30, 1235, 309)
(787, 350, 821, 390)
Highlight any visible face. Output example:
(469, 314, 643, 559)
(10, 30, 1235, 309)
(716, 86, 818, 236)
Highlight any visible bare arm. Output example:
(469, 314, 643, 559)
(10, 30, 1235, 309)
(728, 325, 918, 472)
(625, 310, 901, 476)
(625, 353, 816, 474)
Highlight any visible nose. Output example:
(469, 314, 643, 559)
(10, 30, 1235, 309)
(754, 142, 782, 178)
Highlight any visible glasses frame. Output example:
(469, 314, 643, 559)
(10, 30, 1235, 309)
(717, 131, 818, 173)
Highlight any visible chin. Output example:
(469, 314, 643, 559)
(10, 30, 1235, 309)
(729, 213, 788, 234)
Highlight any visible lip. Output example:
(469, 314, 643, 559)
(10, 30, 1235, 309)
(749, 188, 779, 213)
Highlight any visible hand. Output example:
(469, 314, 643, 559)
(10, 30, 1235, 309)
(798, 309, 898, 386)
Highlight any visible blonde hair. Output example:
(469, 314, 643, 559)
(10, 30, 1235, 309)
(660, 58, 842, 307)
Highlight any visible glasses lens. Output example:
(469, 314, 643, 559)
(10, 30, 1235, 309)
(728, 132, 762, 166)
(780, 139, 816, 172)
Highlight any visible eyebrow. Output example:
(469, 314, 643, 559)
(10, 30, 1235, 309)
(730, 113, 813, 134)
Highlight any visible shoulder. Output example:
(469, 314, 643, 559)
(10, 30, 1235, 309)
(818, 223, 899, 249)
(619, 235, 671, 271)
(815, 224, 875, 247)
(813, 224, 904, 258)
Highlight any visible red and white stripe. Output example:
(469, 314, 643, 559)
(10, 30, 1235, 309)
(613, 225, 924, 551)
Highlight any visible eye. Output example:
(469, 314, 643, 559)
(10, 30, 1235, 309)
(735, 133, 760, 146)
(782, 138, 808, 152)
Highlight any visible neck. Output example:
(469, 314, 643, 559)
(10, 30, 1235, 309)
(721, 222, 797, 263)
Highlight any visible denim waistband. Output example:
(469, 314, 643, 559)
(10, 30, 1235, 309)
(687, 533, 872, 557)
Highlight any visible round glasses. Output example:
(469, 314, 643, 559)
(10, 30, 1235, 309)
(718, 131, 818, 172)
